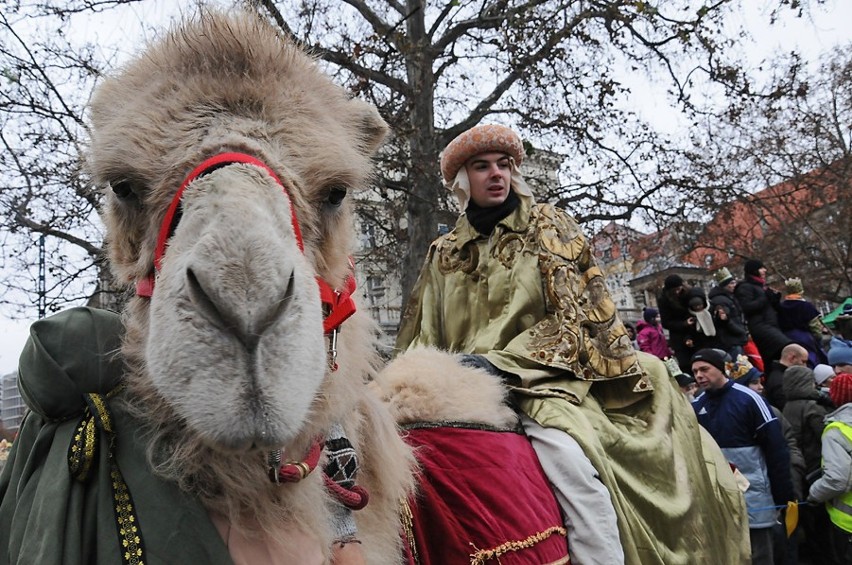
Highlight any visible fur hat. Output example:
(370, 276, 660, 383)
(814, 364, 835, 386)
(829, 344, 852, 367)
(691, 348, 728, 374)
(440, 124, 525, 184)
(714, 267, 734, 286)
(829, 373, 852, 407)
(664, 274, 684, 290)
(744, 259, 765, 278)
(643, 307, 659, 323)
(784, 277, 804, 295)
(727, 354, 762, 385)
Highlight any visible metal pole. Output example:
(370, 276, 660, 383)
(38, 234, 46, 319)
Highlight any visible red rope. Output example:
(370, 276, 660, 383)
(323, 475, 370, 510)
(269, 439, 322, 483)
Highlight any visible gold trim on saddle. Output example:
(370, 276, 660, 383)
(468, 526, 568, 565)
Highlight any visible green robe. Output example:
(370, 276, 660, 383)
(0, 307, 231, 565)
(397, 199, 750, 564)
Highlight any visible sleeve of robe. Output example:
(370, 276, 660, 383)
(395, 246, 445, 352)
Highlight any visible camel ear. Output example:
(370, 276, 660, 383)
(349, 98, 388, 154)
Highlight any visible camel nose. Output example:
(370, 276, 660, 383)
(185, 265, 295, 353)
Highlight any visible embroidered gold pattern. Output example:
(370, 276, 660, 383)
(400, 497, 419, 565)
(68, 416, 97, 481)
(112, 462, 144, 565)
(468, 525, 567, 565)
(66, 386, 145, 565)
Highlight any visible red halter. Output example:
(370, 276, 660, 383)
(135, 152, 356, 335)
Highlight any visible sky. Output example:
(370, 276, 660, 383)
(1, 0, 850, 375)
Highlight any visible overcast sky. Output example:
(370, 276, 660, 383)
(1, 0, 850, 375)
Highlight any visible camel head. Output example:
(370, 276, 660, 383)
(87, 11, 387, 454)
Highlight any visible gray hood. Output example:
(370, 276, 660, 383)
(782, 365, 819, 402)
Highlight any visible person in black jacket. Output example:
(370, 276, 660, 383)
(709, 267, 749, 359)
(657, 274, 695, 373)
(765, 343, 809, 410)
(734, 259, 792, 366)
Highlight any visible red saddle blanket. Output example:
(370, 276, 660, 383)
(402, 425, 570, 565)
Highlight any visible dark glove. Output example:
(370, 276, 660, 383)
(456, 354, 518, 384)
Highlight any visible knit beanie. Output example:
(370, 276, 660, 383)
(691, 348, 728, 374)
(828, 344, 852, 367)
(643, 307, 659, 323)
(744, 259, 765, 278)
(664, 274, 684, 290)
(814, 364, 834, 386)
(829, 373, 852, 407)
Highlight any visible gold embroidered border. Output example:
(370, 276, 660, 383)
(400, 497, 419, 565)
(68, 416, 97, 481)
(111, 461, 145, 565)
(469, 525, 568, 565)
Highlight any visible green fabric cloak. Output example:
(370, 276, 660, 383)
(397, 201, 750, 564)
(0, 307, 232, 565)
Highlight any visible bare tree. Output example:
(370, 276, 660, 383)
(252, 0, 828, 303)
(683, 46, 852, 302)
(0, 0, 835, 319)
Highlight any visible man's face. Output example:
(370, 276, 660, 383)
(692, 361, 728, 390)
(465, 152, 512, 208)
(834, 363, 852, 375)
(758, 266, 768, 278)
(724, 280, 736, 292)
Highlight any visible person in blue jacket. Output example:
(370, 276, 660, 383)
(691, 348, 795, 565)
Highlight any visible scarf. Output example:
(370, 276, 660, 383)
(465, 189, 520, 235)
(694, 308, 717, 337)
(748, 275, 766, 287)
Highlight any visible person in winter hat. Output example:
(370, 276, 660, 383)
(397, 123, 749, 562)
(828, 343, 852, 375)
(808, 373, 852, 564)
(735, 259, 792, 366)
(709, 267, 749, 359)
(777, 278, 828, 367)
(782, 364, 834, 563)
(657, 274, 695, 373)
(691, 348, 794, 564)
(636, 307, 671, 360)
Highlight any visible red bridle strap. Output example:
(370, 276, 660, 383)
(135, 152, 355, 335)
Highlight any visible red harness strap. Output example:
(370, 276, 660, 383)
(135, 152, 355, 335)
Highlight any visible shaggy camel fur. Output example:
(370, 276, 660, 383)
(374, 348, 517, 428)
(87, 11, 413, 563)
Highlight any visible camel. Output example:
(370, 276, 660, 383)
(1, 10, 414, 565)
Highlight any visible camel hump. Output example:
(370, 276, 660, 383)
(373, 348, 518, 427)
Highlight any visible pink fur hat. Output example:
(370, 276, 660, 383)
(440, 124, 525, 184)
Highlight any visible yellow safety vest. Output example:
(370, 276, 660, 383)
(823, 421, 852, 533)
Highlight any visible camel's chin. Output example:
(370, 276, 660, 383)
(196, 423, 298, 454)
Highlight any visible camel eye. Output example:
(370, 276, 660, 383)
(109, 179, 143, 201)
(325, 185, 348, 207)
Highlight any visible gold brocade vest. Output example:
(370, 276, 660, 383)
(396, 198, 651, 408)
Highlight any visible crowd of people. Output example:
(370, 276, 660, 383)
(635, 265, 852, 564)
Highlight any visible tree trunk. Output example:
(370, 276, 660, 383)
(400, 0, 439, 308)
